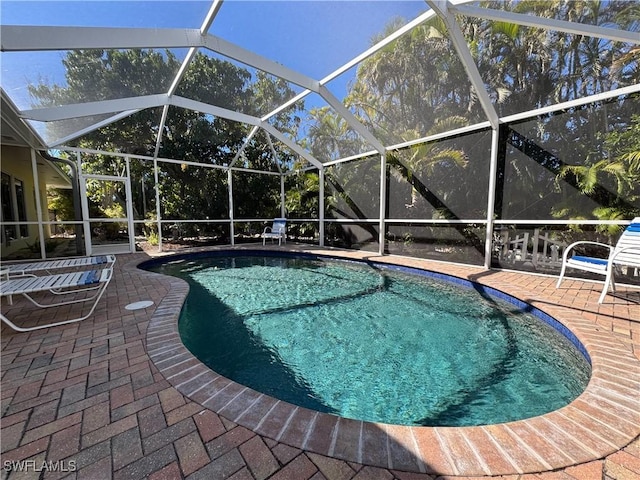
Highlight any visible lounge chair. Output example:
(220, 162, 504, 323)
(1, 255, 116, 306)
(556, 217, 640, 303)
(262, 218, 287, 246)
(0, 267, 113, 332)
(3, 255, 115, 277)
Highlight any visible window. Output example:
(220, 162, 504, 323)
(1, 172, 29, 242)
(1, 172, 16, 242)
(14, 179, 29, 238)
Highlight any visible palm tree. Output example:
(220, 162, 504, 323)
(389, 118, 469, 215)
(303, 107, 365, 162)
(555, 112, 640, 229)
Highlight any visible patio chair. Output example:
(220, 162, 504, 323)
(3, 255, 115, 277)
(262, 218, 287, 246)
(0, 267, 113, 332)
(556, 217, 640, 303)
(1, 255, 116, 306)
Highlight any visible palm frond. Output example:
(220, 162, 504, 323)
(491, 21, 520, 40)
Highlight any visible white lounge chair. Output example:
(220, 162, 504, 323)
(262, 218, 287, 246)
(3, 255, 115, 277)
(1, 255, 116, 306)
(556, 217, 640, 303)
(0, 267, 113, 332)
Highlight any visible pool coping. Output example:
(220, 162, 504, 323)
(141, 246, 640, 477)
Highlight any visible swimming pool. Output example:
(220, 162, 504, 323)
(146, 251, 590, 427)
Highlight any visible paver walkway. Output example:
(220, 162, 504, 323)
(1, 245, 639, 480)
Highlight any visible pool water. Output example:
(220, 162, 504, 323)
(151, 254, 591, 427)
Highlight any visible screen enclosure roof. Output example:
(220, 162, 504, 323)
(1, 0, 639, 170)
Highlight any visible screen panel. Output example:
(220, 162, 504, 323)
(325, 156, 381, 220)
(498, 94, 640, 221)
(386, 222, 485, 266)
(387, 129, 492, 220)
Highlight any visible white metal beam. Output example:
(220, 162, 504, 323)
(319, 168, 325, 247)
(21, 94, 264, 127)
(388, 121, 492, 151)
(501, 83, 640, 124)
(261, 90, 311, 124)
(320, 9, 439, 85)
(263, 130, 283, 174)
(159, 1, 224, 157)
(229, 125, 260, 168)
(378, 153, 387, 255)
(60, 145, 281, 177)
(0, 26, 204, 51)
(427, 0, 499, 129)
(204, 35, 320, 92)
(49, 110, 140, 148)
(167, 1, 223, 97)
(201, 1, 223, 35)
(21, 94, 168, 122)
(484, 127, 500, 269)
(153, 105, 170, 158)
(261, 123, 323, 169)
(1, 24, 320, 92)
(169, 96, 261, 126)
(168, 49, 198, 97)
(318, 85, 386, 154)
(453, 4, 640, 45)
(260, 8, 441, 125)
(159, 0, 222, 157)
(228, 168, 235, 245)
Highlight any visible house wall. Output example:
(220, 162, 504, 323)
(1, 145, 49, 259)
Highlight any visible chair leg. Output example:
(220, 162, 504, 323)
(598, 285, 608, 304)
(1, 281, 110, 332)
(598, 267, 615, 304)
(556, 263, 567, 288)
(20, 283, 106, 309)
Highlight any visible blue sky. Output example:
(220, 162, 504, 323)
(2, 1, 426, 91)
(1, 1, 427, 124)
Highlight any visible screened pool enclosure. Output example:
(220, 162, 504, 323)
(1, 1, 639, 284)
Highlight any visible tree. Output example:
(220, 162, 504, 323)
(30, 50, 302, 224)
(346, 16, 479, 145)
(303, 107, 366, 161)
(554, 112, 640, 230)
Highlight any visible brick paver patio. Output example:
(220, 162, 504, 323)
(1, 245, 639, 480)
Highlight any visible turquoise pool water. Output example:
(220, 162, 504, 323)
(149, 253, 590, 427)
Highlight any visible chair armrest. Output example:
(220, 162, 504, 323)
(7, 272, 37, 279)
(263, 226, 272, 234)
(561, 240, 613, 262)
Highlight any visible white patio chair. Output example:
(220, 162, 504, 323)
(261, 218, 287, 246)
(0, 267, 113, 332)
(3, 254, 115, 277)
(1, 255, 116, 306)
(556, 217, 640, 303)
